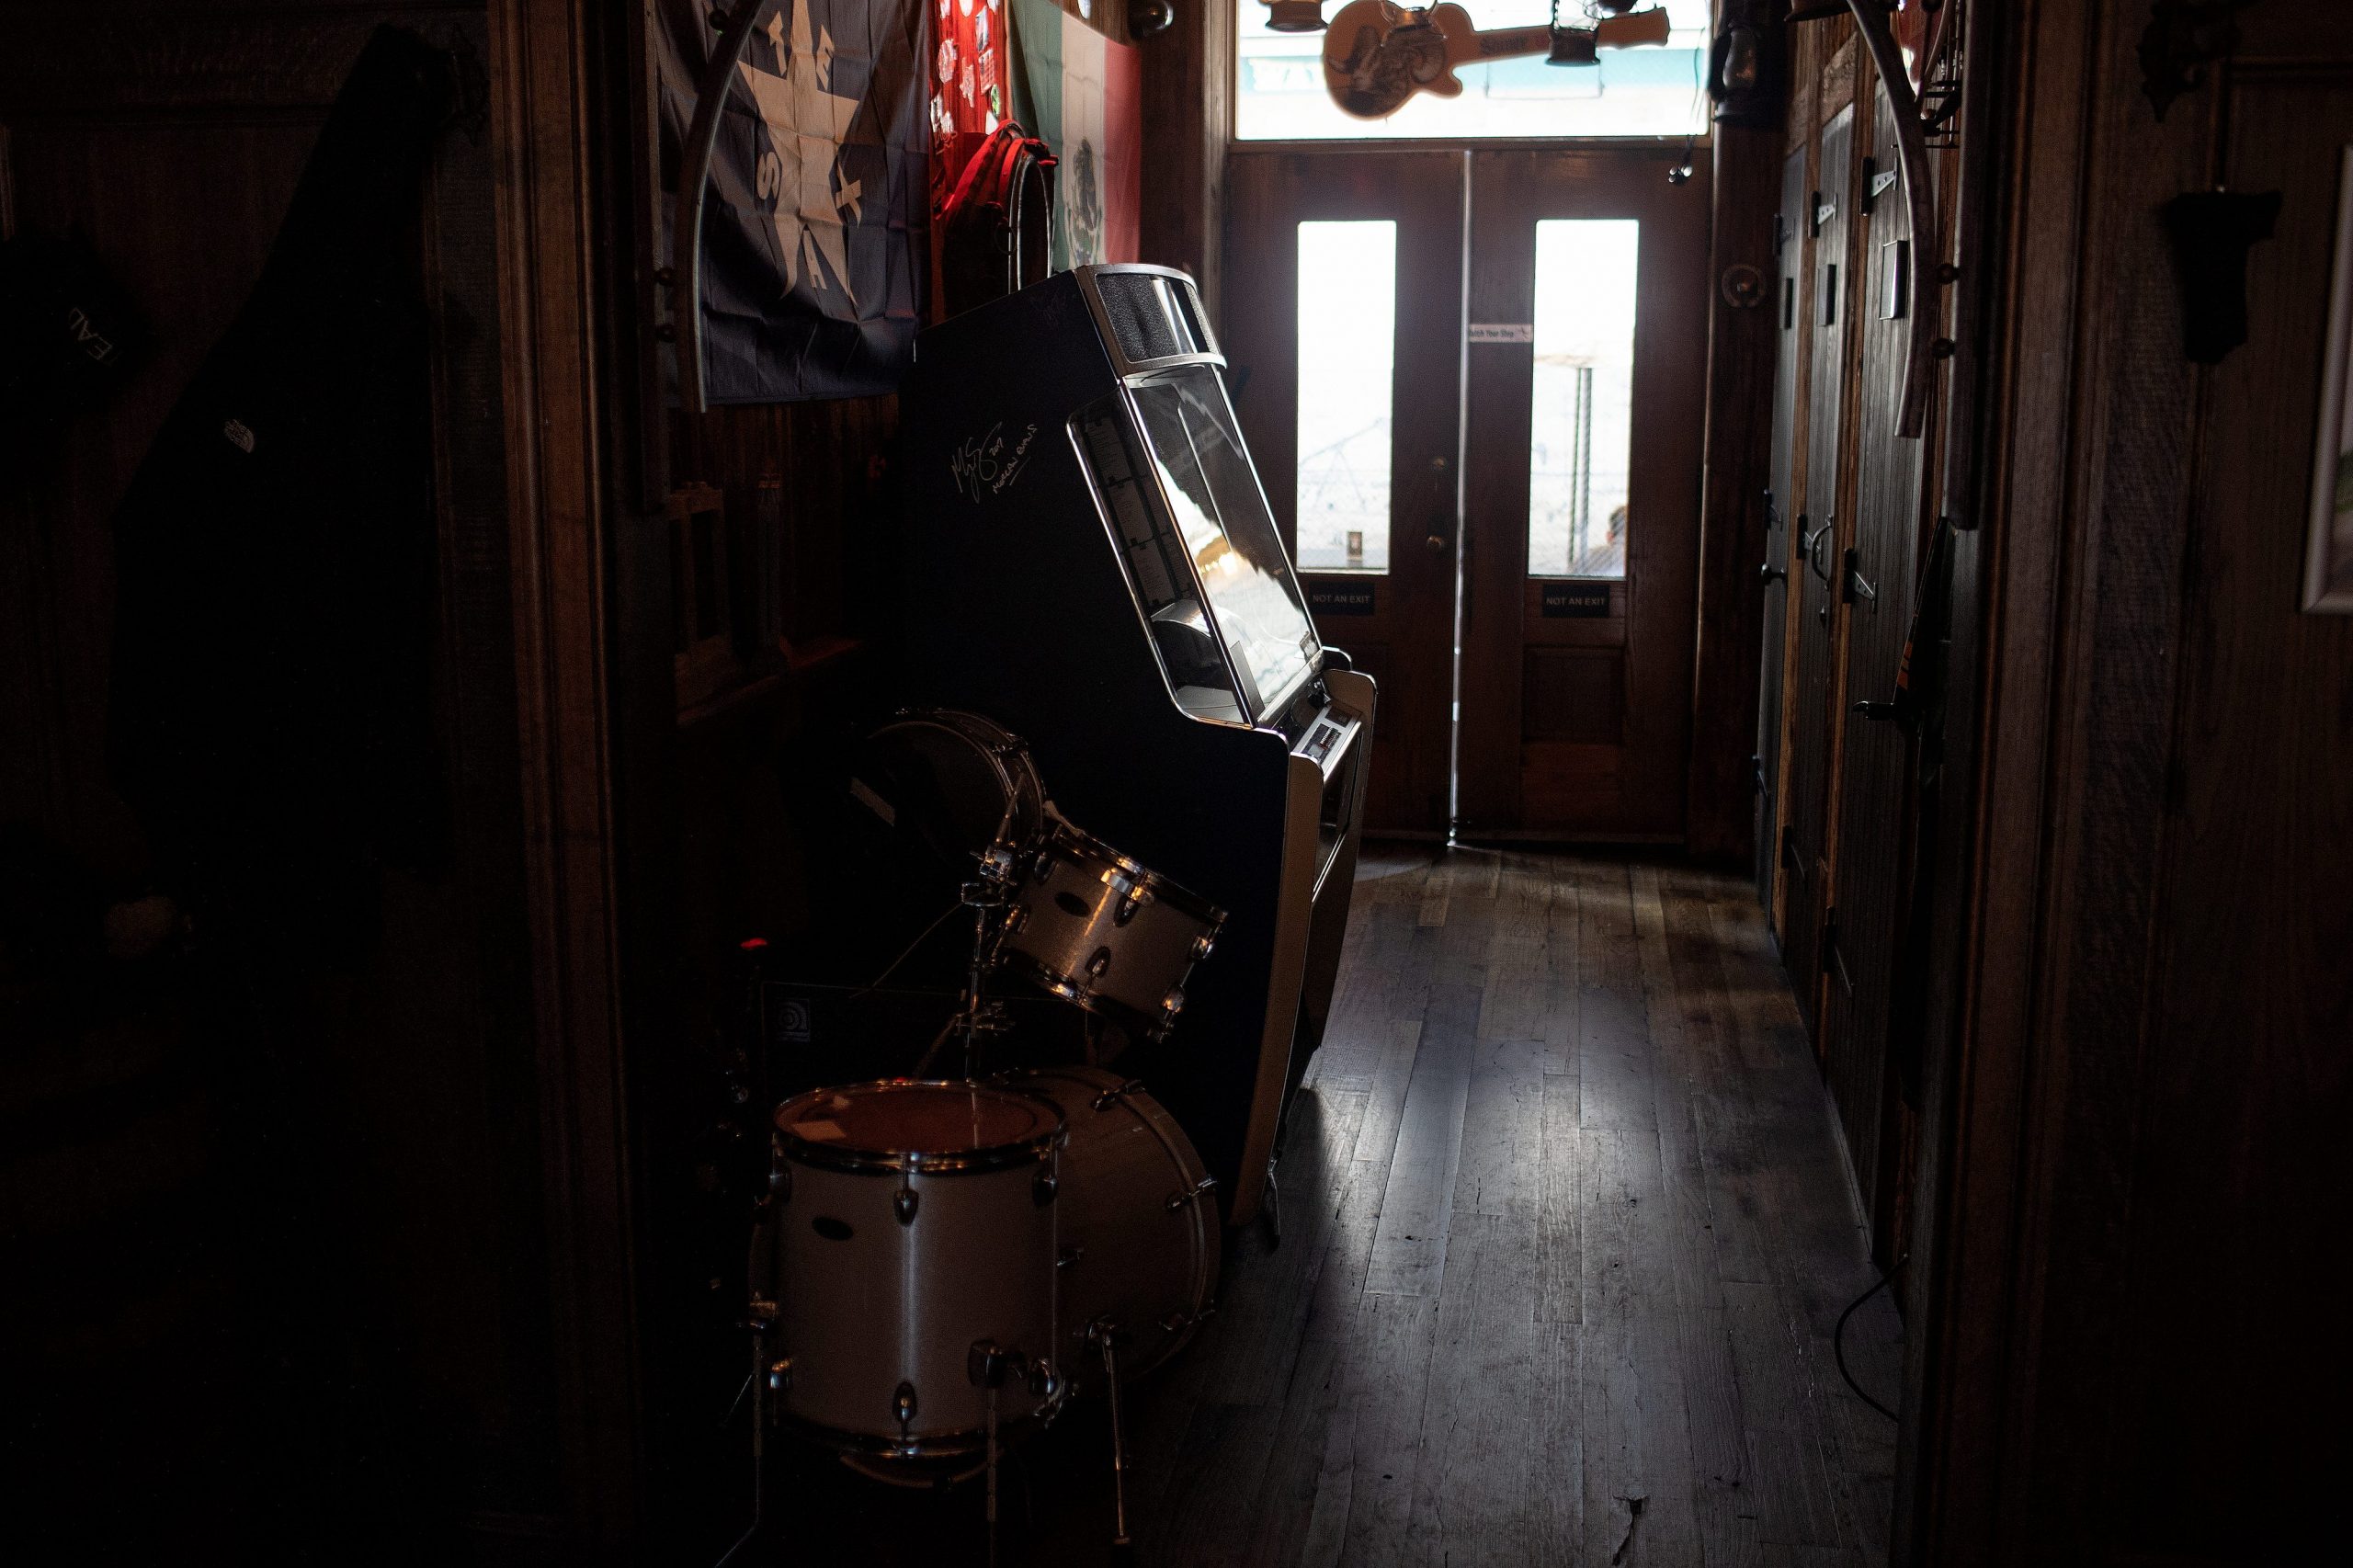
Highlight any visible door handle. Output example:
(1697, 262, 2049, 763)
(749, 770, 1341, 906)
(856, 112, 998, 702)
(1800, 512, 1836, 583)
(1759, 562, 1788, 586)
(1426, 531, 1449, 556)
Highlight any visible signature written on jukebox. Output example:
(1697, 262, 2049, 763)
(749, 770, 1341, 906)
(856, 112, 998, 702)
(949, 422, 1039, 503)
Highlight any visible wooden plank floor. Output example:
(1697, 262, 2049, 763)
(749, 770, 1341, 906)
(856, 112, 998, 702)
(769, 849, 1904, 1567)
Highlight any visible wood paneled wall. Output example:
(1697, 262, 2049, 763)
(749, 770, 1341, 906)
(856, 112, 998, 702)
(1895, 3, 2353, 1562)
(0, 2, 576, 1558)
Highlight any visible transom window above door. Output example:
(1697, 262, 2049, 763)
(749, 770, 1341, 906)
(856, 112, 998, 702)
(1235, 0, 1712, 142)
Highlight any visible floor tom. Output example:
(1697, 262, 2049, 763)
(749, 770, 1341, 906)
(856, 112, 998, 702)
(761, 1079, 1066, 1460)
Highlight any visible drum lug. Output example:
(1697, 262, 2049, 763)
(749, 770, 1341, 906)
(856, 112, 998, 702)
(1189, 932, 1215, 960)
(894, 1380, 919, 1435)
(745, 1295, 779, 1335)
(892, 1185, 919, 1225)
(766, 1356, 793, 1392)
(1164, 1176, 1213, 1212)
(1161, 986, 1187, 1019)
(768, 1142, 791, 1201)
(1157, 1312, 1190, 1335)
(1090, 1079, 1146, 1112)
(1086, 946, 1113, 979)
(967, 1342, 1011, 1388)
(1000, 903, 1028, 936)
(1033, 1166, 1060, 1206)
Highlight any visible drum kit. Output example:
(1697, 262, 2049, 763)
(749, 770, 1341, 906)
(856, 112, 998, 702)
(726, 710, 1226, 1563)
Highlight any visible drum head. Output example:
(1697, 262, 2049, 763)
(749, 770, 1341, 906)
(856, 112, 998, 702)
(776, 1080, 1063, 1172)
(848, 712, 1044, 872)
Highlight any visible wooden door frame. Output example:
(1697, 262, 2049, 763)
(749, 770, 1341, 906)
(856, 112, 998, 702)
(1690, 112, 1786, 864)
(489, 1, 676, 1557)
(1454, 144, 1713, 839)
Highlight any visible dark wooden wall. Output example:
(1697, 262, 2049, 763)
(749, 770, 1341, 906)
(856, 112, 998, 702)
(0, 3, 570, 1560)
(1141, 0, 1231, 326)
(1750, 6, 1969, 1284)
(1896, 3, 2353, 1562)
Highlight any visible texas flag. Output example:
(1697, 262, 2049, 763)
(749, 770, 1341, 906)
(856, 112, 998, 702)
(1007, 0, 1140, 271)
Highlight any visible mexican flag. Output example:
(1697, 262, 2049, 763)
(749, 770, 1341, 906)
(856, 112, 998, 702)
(1008, 0, 1140, 271)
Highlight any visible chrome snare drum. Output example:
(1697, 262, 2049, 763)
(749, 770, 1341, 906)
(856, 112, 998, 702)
(1002, 1065, 1220, 1387)
(995, 823, 1225, 1041)
(761, 1080, 1067, 1460)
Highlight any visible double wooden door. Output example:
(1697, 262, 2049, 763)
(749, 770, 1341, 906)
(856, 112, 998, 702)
(1224, 146, 1710, 838)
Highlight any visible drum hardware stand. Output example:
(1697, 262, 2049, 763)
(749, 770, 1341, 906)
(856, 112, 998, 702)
(949, 858, 1019, 1078)
(710, 1300, 782, 1568)
(966, 1340, 1060, 1568)
(1086, 1317, 1135, 1553)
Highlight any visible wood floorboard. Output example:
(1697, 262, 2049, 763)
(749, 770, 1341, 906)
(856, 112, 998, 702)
(1361, 982, 1476, 1299)
(1537, 1070, 1585, 1327)
(786, 851, 1902, 1568)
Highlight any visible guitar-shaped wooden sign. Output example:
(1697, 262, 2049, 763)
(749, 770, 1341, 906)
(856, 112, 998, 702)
(1322, 2, 1673, 120)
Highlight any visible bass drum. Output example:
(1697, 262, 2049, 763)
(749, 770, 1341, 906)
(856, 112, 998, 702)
(847, 710, 1048, 879)
(1001, 1065, 1219, 1388)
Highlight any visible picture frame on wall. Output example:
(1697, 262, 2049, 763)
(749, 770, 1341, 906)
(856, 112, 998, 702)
(2305, 146, 2353, 612)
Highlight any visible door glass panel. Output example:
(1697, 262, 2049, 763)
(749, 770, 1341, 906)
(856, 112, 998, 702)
(1237, 0, 1712, 142)
(1529, 218, 1640, 579)
(1295, 218, 1396, 574)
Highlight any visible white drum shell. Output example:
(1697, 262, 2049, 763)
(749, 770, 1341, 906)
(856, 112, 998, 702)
(1008, 1066, 1220, 1384)
(769, 1151, 1060, 1451)
(1000, 829, 1223, 1035)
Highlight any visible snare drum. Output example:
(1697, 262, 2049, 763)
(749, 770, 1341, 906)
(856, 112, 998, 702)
(996, 823, 1225, 1040)
(1003, 1065, 1220, 1386)
(762, 1080, 1066, 1460)
(848, 710, 1049, 877)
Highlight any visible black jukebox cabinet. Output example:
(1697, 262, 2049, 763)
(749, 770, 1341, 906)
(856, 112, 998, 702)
(900, 265, 1372, 1228)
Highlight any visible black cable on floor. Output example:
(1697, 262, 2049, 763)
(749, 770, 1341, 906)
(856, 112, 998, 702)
(1833, 1256, 1906, 1422)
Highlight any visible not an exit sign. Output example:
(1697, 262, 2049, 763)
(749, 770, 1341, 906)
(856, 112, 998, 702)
(1540, 583, 1612, 618)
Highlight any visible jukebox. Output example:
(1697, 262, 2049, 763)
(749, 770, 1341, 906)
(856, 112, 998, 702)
(898, 265, 1372, 1228)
